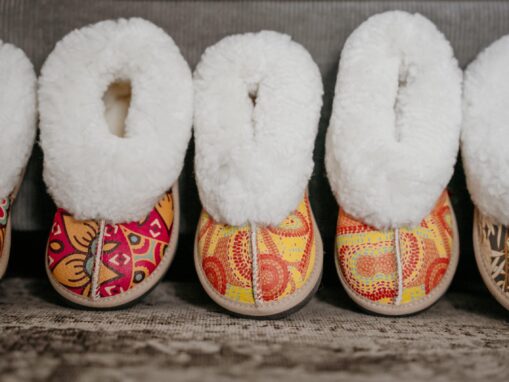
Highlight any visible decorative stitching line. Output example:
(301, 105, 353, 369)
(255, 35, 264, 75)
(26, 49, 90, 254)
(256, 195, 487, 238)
(91, 219, 106, 301)
(394, 227, 403, 305)
(250, 221, 263, 306)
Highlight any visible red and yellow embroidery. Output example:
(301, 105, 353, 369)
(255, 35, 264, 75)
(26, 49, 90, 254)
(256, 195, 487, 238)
(337, 191, 454, 305)
(196, 195, 316, 304)
(47, 191, 174, 298)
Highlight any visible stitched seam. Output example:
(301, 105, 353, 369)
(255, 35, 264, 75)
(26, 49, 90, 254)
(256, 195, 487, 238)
(394, 227, 403, 305)
(250, 222, 263, 306)
(90, 219, 106, 300)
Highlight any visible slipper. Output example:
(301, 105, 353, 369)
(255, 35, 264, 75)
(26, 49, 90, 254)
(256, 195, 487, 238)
(0, 42, 37, 279)
(325, 11, 462, 315)
(463, 35, 509, 311)
(193, 31, 324, 318)
(38, 18, 193, 308)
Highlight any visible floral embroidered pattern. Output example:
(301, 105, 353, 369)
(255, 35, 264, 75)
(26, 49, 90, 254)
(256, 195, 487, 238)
(337, 191, 454, 305)
(476, 212, 509, 299)
(47, 191, 174, 298)
(196, 195, 316, 304)
(0, 198, 11, 258)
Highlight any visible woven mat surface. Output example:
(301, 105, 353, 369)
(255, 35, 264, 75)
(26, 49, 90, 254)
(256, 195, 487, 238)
(0, 278, 508, 382)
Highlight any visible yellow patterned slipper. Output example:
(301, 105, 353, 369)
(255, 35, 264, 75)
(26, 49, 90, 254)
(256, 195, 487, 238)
(193, 31, 324, 318)
(38, 19, 193, 308)
(325, 12, 462, 315)
(335, 191, 459, 315)
(0, 41, 37, 279)
(463, 35, 509, 311)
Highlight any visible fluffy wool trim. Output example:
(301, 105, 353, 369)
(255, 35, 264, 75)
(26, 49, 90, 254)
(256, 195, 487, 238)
(39, 18, 193, 223)
(325, 11, 462, 229)
(193, 31, 323, 227)
(462, 35, 509, 225)
(0, 42, 37, 200)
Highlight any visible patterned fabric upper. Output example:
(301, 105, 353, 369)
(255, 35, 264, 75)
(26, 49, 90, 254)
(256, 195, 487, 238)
(337, 191, 454, 305)
(47, 191, 174, 299)
(0, 198, 11, 257)
(476, 212, 509, 299)
(196, 195, 317, 304)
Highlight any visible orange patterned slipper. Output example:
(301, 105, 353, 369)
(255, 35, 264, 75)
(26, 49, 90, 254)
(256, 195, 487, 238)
(193, 31, 324, 318)
(0, 41, 37, 279)
(38, 19, 193, 308)
(462, 35, 509, 311)
(325, 12, 462, 315)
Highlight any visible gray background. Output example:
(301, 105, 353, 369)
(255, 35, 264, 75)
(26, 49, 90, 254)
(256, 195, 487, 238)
(2, 0, 508, 280)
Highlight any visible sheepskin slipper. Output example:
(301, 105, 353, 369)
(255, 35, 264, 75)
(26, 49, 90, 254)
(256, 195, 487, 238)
(325, 11, 462, 316)
(38, 18, 193, 308)
(463, 35, 509, 311)
(193, 31, 324, 318)
(0, 42, 37, 279)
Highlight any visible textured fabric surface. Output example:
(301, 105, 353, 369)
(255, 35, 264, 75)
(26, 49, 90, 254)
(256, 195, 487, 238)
(0, 278, 508, 381)
(193, 30, 323, 227)
(325, 10, 462, 229)
(38, 18, 193, 224)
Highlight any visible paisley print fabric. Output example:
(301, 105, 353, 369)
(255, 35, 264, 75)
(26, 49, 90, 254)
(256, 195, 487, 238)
(0, 198, 11, 258)
(47, 191, 174, 299)
(196, 195, 316, 304)
(476, 211, 509, 299)
(337, 191, 454, 305)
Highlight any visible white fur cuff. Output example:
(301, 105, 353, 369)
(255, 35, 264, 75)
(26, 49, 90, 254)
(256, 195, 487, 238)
(193, 31, 323, 227)
(39, 18, 193, 223)
(0, 42, 37, 199)
(462, 35, 509, 225)
(325, 11, 462, 229)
